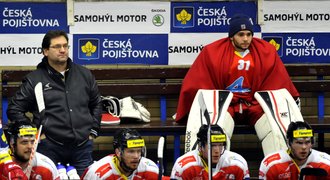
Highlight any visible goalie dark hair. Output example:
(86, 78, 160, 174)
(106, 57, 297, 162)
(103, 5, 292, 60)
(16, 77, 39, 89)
(197, 124, 226, 147)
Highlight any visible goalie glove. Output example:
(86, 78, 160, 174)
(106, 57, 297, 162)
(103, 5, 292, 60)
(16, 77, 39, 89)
(120, 97, 151, 123)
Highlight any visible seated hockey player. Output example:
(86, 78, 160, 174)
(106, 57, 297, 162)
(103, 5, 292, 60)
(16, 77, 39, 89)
(259, 121, 330, 179)
(4, 120, 59, 180)
(0, 120, 27, 180)
(176, 13, 301, 156)
(82, 128, 167, 179)
(171, 124, 250, 179)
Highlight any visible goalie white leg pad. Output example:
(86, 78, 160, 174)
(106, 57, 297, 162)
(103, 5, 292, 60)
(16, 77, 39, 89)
(254, 88, 304, 156)
(254, 114, 287, 156)
(185, 90, 233, 153)
(221, 112, 234, 150)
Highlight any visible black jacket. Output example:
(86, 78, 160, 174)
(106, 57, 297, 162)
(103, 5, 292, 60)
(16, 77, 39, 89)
(7, 57, 102, 145)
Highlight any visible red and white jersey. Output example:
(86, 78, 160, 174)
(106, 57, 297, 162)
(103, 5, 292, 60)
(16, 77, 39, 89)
(259, 149, 330, 179)
(29, 152, 60, 180)
(226, 50, 255, 99)
(82, 154, 159, 180)
(170, 149, 250, 180)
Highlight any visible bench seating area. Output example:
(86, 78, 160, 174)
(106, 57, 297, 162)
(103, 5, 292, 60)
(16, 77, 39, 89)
(2, 64, 330, 163)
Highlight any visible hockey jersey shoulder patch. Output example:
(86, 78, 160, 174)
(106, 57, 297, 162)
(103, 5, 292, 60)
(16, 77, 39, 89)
(95, 163, 112, 178)
(263, 153, 281, 167)
(178, 155, 197, 168)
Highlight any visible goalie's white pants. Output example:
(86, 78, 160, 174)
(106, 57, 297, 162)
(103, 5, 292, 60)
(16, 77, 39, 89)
(254, 114, 288, 156)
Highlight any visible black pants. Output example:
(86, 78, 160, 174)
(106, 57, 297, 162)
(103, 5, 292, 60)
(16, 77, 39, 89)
(37, 138, 94, 176)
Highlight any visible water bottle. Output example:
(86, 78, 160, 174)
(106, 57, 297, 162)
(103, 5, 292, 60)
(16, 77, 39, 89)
(66, 164, 80, 180)
(56, 162, 69, 179)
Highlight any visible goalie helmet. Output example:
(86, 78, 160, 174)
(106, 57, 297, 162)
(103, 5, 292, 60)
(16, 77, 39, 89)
(197, 124, 227, 148)
(287, 121, 314, 145)
(113, 128, 145, 150)
(5, 120, 37, 145)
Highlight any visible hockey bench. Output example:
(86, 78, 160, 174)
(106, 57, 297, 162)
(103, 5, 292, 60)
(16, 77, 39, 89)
(1, 64, 330, 160)
(1, 66, 188, 161)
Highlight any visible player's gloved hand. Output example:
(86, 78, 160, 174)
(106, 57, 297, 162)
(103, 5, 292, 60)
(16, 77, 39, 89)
(0, 150, 28, 180)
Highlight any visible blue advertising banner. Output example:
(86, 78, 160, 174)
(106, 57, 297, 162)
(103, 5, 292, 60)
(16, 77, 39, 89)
(262, 33, 330, 63)
(0, 2, 68, 33)
(73, 34, 168, 65)
(171, 1, 260, 33)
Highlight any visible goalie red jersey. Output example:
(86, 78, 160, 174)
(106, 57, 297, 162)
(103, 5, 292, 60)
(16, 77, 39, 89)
(175, 37, 299, 124)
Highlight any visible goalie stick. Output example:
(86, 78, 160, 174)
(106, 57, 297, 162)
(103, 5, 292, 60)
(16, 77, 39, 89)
(299, 167, 328, 180)
(198, 92, 212, 180)
(25, 82, 45, 178)
(157, 136, 165, 180)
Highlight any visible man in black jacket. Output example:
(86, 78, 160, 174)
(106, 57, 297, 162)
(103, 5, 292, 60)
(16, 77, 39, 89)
(7, 30, 102, 176)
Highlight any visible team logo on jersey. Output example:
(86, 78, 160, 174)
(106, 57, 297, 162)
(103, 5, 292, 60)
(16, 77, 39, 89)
(173, 7, 194, 28)
(262, 36, 284, 57)
(78, 38, 100, 60)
